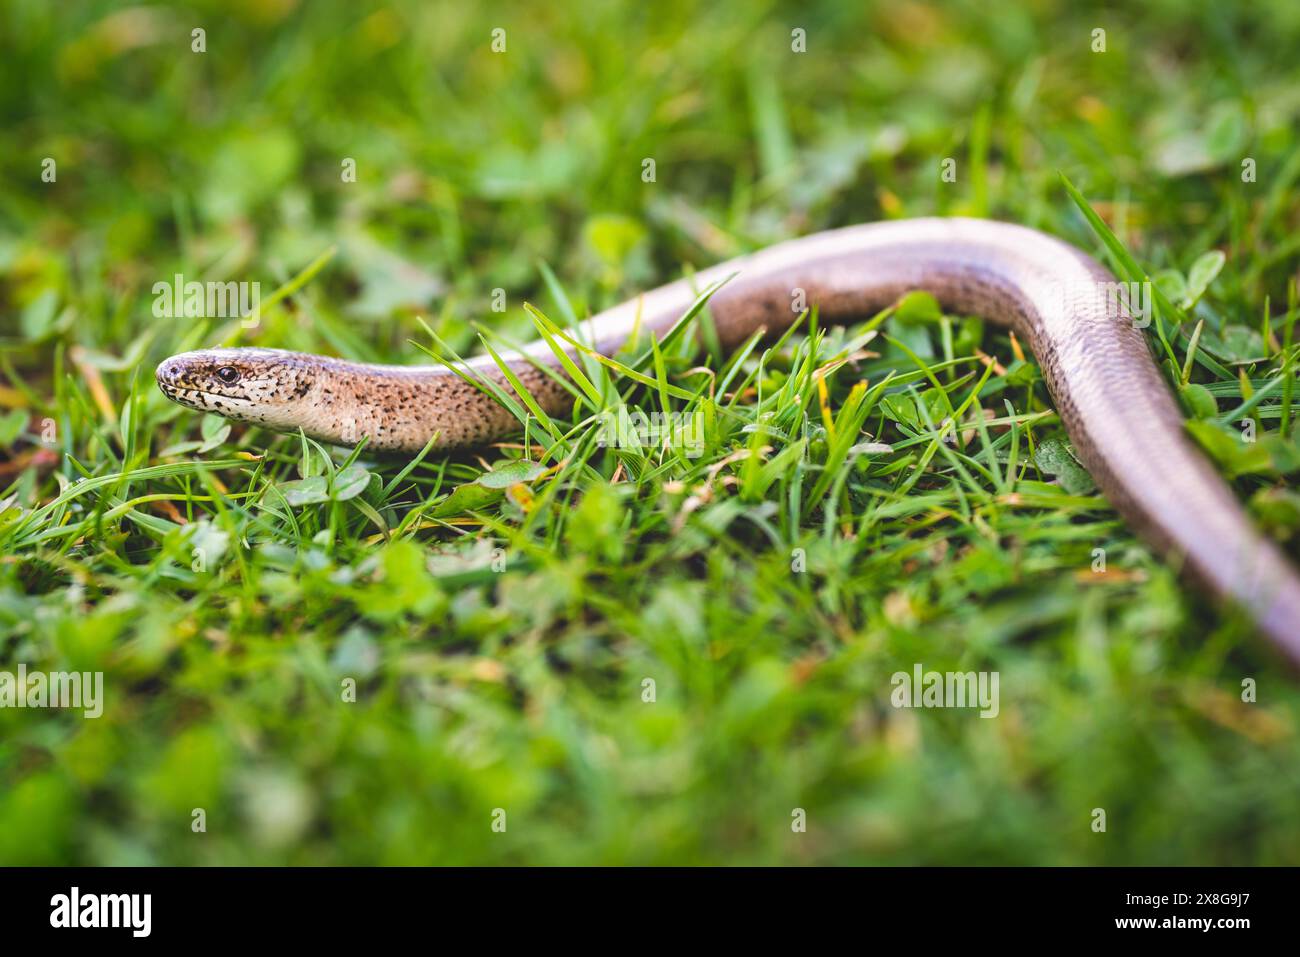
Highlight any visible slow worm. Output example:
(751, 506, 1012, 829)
(156, 218, 1300, 660)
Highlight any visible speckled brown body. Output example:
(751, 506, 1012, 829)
(157, 218, 1300, 661)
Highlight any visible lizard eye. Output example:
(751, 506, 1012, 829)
(216, 366, 239, 384)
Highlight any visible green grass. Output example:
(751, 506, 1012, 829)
(2, 0, 1300, 865)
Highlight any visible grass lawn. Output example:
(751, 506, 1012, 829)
(2, 0, 1300, 865)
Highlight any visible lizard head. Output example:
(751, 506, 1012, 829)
(155, 348, 319, 430)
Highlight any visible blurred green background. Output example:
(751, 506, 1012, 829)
(2, 0, 1300, 865)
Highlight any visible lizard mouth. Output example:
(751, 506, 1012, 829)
(157, 382, 258, 411)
